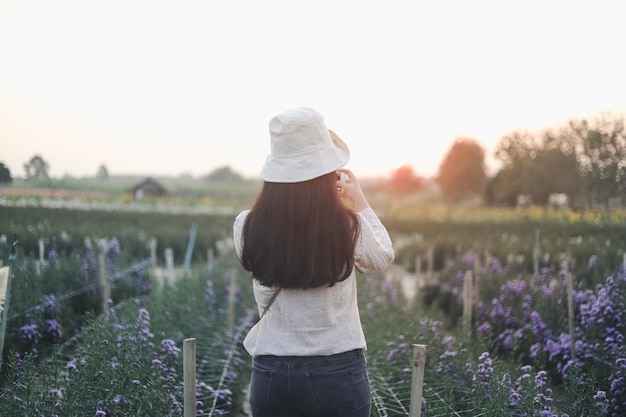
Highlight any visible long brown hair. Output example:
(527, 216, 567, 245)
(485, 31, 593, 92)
(241, 172, 360, 289)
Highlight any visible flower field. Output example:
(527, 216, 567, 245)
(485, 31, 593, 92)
(1, 203, 625, 416)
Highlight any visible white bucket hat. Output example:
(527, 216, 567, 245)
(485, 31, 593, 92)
(261, 107, 350, 183)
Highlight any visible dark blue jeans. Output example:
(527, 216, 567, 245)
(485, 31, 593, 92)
(249, 349, 371, 417)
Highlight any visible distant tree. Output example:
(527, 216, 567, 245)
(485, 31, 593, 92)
(493, 130, 538, 167)
(437, 137, 487, 201)
(23, 154, 50, 179)
(204, 166, 243, 181)
(389, 164, 422, 194)
(96, 164, 109, 179)
(523, 148, 580, 206)
(0, 162, 12, 183)
(568, 112, 626, 209)
(491, 128, 582, 207)
(485, 166, 522, 207)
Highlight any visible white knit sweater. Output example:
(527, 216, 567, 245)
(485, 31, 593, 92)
(233, 208, 394, 357)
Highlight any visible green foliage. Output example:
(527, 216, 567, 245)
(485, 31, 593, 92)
(23, 155, 50, 180)
(386, 214, 626, 284)
(1, 200, 624, 416)
(0, 162, 12, 184)
(0, 205, 236, 262)
(1, 263, 255, 416)
(492, 111, 626, 208)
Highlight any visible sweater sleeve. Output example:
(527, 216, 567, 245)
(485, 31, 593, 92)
(354, 207, 394, 270)
(233, 210, 250, 259)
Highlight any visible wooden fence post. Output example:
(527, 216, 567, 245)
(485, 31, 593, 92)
(37, 238, 45, 275)
(183, 338, 197, 417)
(474, 256, 481, 311)
(415, 253, 422, 275)
(0, 235, 18, 371)
(564, 254, 576, 360)
(148, 238, 157, 266)
(533, 227, 541, 276)
(227, 268, 237, 334)
(409, 344, 428, 417)
(0, 267, 11, 367)
(98, 239, 111, 314)
(462, 270, 473, 339)
(184, 223, 197, 276)
(426, 246, 434, 284)
(165, 248, 175, 287)
(207, 248, 214, 271)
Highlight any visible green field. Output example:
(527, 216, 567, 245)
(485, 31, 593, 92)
(1, 181, 626, 416)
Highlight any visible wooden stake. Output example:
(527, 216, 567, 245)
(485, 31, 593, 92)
(165, 248, 175, 287)
(409, 344, 428, 417)
(533, 227, 541, 276)
(227, 269, 237, 334)
(462, 270, 473, 339)
(38, 238, 45, 265)
(148, 238, 157, 266)
(0, 267, 11, 363)
(183, 338, 197, 417)
(427, 246, 434, 284)
(183, 223, 197, 276)
(415, 253, 422, 292)
(207, 248, 214, 270)
(564, 255, 576, 360)
(473, 256, 481, 311)
(98, 240, 110, 314)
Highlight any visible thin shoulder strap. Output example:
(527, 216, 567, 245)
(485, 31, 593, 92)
(260, 287, 281, 319)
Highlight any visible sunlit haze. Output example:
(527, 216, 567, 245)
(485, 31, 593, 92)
(1, 0, 625, 180)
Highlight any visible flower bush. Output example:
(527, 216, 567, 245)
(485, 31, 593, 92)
(412, 247, 626, 416)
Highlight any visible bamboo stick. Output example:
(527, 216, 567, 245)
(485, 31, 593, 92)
(183, 338, 197, 417)
(409, 344, 428, 417)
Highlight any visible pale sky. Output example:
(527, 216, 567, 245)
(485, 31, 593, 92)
(1, 0, 625, 180)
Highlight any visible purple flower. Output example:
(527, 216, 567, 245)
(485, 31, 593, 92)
(161, 339, 181, 358)
(472, 352, 494, 391)
(20, 321, 41, 344)
(46, 319, 63, 341)
(44, 293, 61, 314)
(138, 308, 150, 328)
(588, 255, 597, 270)
(106, 237, 121, 258)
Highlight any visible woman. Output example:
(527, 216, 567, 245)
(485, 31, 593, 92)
(233, 107, 394, 417)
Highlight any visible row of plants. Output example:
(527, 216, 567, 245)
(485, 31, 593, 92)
(3, 240, 624, 416)
(3, 204, 625, 282)
(388, 211, 626, 286)
(399, 246, 626, 416)
(1, 236, 152, 361)
(1, 256, 255, 416)
(2, 203, 625, 415)
(0, 205, 235, 263)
